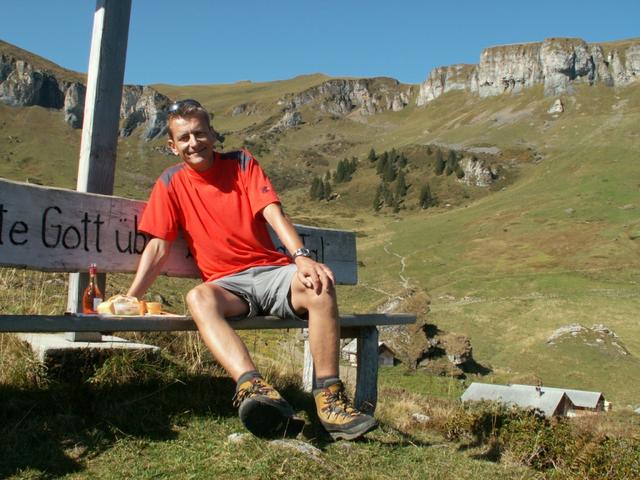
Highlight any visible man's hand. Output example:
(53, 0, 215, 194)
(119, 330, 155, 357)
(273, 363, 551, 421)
(295, 256, 335, 295)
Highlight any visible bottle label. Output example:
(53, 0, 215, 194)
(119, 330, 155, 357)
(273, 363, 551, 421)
(93, 298, 103, 310)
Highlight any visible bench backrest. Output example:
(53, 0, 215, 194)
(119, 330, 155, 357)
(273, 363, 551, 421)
(0, 178, 357, 284)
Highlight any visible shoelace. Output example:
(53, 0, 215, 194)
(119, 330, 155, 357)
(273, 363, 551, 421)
(321, 387, 360, 419)
(232, 379, 276, 408)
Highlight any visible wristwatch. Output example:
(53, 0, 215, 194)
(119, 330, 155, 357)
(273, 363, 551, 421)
(292, 247, 311, 260)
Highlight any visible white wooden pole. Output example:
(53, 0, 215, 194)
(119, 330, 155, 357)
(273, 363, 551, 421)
(66, 0, 132, 341)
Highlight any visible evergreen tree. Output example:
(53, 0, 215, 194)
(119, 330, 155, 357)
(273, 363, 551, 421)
(310, 176, 324, 200)
(419, 184, 434, 209)
(334, 159, 347, 183)
(434, 149, 445, 175)
(395, 170, 408, 198)
(367, 148, 377, 163)
(324, 178, 332, 199)
(445, 149, 458, 176)
(455, 165, 465, 179)
(373, 183, 383, 211)
(382, 157, 397, 182)
(392, 195, 401, 213)
(376, 151, 389, 175)
(398, 153, 408, 168)
(390, 148, 398, 163)
(349, 156, 358, 174)
(382, 183, 394, 206)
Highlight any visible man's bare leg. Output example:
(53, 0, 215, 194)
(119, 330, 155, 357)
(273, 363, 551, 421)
(290, 275, 378, 440)
(290, 275, 340, 379)
(186, 282, 303, 438)
(185, 283, 254, 381)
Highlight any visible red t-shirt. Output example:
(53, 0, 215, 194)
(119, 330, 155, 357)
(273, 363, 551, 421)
(139, 149, 291, 281)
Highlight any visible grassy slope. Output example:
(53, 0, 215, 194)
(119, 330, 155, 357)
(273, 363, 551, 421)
(332, 84, 640, 405)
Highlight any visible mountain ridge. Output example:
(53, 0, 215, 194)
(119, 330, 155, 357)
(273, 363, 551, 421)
(417, 37, 640, 105)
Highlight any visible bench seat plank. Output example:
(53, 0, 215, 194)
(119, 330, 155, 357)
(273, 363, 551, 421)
(0, 313, 416, 333)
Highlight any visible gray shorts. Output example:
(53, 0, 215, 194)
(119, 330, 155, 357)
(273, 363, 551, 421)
(211, 264, 307, 322)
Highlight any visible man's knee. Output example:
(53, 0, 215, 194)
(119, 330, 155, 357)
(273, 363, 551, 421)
(186, 284, 223, 310)
(295, 285, 337, 311)
(186, 284, 208, 310)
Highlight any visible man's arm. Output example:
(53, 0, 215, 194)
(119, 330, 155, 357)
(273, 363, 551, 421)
(127, 237, 173, 299)
(262, 202, 335, 294)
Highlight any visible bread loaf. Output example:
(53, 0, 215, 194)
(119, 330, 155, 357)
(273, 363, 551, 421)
(96, 295, 143, 315)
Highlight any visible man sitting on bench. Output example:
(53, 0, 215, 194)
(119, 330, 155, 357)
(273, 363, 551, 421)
(126, 99, 377, 440)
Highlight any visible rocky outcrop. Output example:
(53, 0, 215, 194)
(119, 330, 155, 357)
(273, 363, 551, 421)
(382, 319, 489, 378)
(417, 64, 476, 105)
(120, 85, 171, 140)
(458, 156, 496, 187)
(417, 38, 640, 105)
(231, 103, 257, 116)
(0, 50, 171, 139)
(280, 78, 411, 116)
(63, 82, 86, 128)
(268, 110, 302, 133)
(0, 56, 65, 108)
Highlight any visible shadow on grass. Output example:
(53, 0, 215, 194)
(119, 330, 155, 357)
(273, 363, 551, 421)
(279, 385, 433, 449)
(0, 374, 236, 478)
(460, 359, 492, 376)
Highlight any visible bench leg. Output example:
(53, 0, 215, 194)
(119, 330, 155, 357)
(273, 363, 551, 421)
(355, 326, 379, 414)
(302, 329, 316, 392)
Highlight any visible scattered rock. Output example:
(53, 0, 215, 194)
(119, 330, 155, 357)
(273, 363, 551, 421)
(565, 208, 575, 215)
(548, 98, 564, 113)
(269, 439, 322, 461)
(411, 413, 431, 424)
(227, 432, 251, 444)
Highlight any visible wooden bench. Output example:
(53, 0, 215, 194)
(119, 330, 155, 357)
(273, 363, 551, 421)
(0, 177, 416, 411)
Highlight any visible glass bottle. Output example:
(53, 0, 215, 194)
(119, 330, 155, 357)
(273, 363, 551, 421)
(82, 263, 103, 314)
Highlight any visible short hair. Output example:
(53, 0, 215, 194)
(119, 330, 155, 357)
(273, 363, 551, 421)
(166, 99, 212, 137)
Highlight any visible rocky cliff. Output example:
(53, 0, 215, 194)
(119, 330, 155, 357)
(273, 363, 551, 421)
(417, 37, 640, 105)
(0, 41, 171, 140)
(279, 77, 412, 117)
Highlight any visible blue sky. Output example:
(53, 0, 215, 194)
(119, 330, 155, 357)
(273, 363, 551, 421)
(2, 1, 638, 86)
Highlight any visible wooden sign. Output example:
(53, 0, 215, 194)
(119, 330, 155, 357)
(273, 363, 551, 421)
(0, 178, 357, 284)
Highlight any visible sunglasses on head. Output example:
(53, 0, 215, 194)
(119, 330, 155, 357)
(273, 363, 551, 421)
(167, 99, 203, 115)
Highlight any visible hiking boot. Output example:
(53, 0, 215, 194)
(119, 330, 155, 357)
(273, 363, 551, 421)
(232, 377, 304, 438)
(313, 380, 378, 441)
